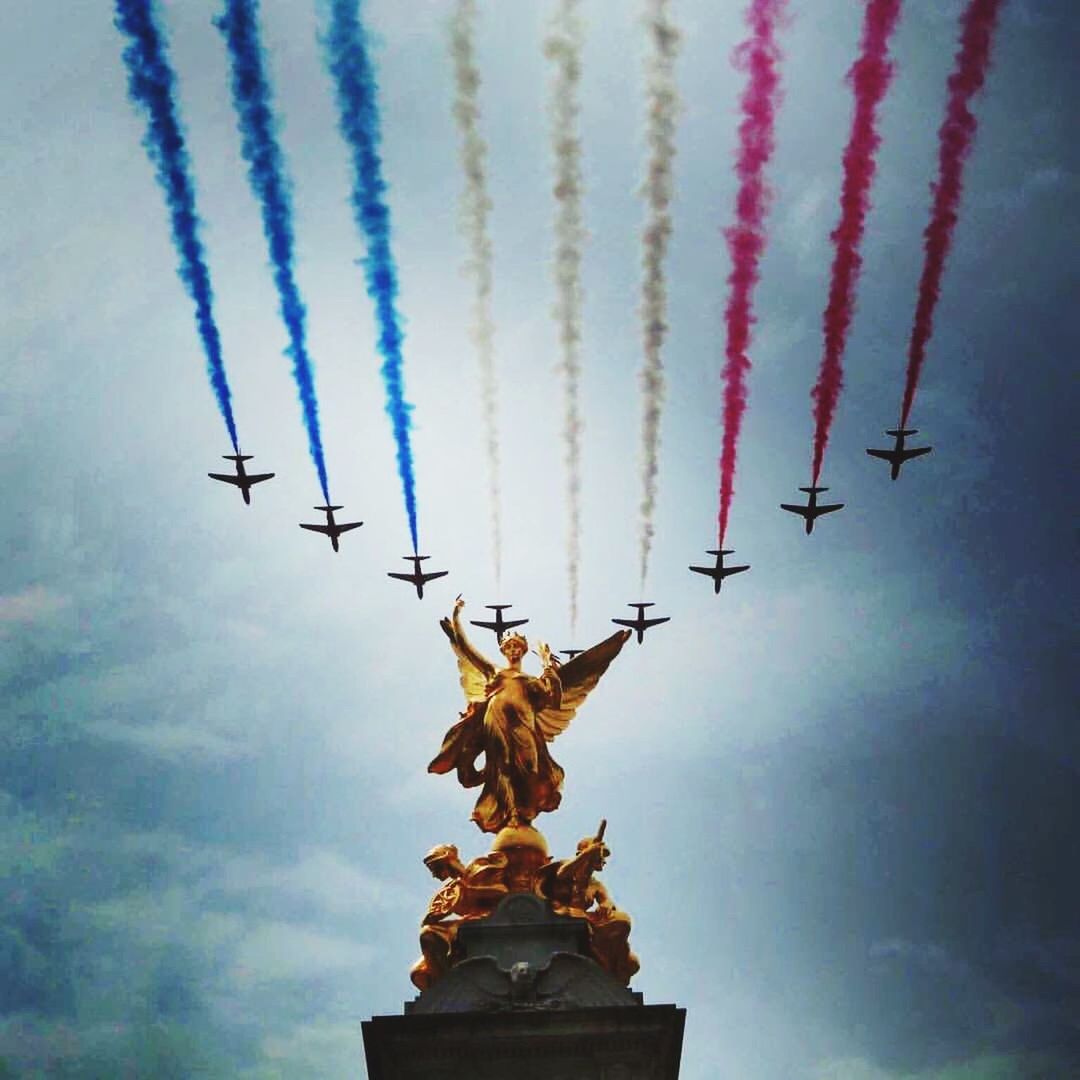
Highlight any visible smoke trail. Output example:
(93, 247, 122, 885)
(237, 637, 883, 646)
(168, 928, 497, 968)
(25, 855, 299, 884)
(216, 0, 330, 503)
(637, 0, 681, 590)
(900, 0, 1004, 428)
(717, 0, 786, 545)
(449, 0, 503, 586)
(545, 0, 585, 631)
(810, 0, 902, 485)
(322, 0, 419, 554)
(114, 0, 239, 453)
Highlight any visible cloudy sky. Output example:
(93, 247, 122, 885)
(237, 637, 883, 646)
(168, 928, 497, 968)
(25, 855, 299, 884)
(2, 0, 1077, 1077)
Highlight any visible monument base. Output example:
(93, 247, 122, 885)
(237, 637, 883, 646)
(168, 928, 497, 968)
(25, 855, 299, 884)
(363, 1003, 685, 1080)
(362, 894, 684, 1079)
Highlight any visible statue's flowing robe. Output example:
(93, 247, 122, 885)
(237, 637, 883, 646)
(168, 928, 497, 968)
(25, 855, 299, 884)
(430, 666, 563, 833)
(431, 610, 629, 835)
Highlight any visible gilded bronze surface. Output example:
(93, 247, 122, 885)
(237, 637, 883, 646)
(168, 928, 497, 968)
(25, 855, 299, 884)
(536, 821, 640, 985)
(409, 843, 509, 991)
(412, 822, 639, 989)
(413, 600, 639, 990)
(429, 597, 630, 834)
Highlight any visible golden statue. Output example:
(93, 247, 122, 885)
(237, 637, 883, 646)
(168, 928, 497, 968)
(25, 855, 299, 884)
(537, 820, 640, 985)
(429, 597, 631, 835)
(409, 842, 509, 991)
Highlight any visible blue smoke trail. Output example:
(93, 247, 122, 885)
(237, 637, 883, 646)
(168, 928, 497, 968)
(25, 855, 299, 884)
(322, 0, 419, 553)
(216, 0, 330, 503)
(114, 0, 239, 453)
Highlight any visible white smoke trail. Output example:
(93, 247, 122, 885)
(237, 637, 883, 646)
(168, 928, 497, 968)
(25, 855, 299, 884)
(637, 0, 680, 589)
(544, 0, 585, 632)
(449, 0, 503, 588)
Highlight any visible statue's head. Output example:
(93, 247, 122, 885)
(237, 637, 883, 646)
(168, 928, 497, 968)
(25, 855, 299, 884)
(423, 843, 463, 880)
(576, 836, 610, 868)
(498, 632, 528, 662)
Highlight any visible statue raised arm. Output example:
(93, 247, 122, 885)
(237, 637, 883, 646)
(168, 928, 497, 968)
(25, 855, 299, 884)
(429, 598, 631, 834)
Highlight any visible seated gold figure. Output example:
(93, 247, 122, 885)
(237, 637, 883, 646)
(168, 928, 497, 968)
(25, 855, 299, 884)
(409, 843, 509, 991)
(537, 823, 640, 985)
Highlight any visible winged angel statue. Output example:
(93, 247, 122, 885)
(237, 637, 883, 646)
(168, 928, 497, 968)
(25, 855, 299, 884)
(429, 598, 631, 834)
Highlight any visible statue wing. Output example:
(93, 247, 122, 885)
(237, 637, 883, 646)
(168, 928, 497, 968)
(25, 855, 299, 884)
(535, 629, 631, 742)
(440, 615, 495, 703)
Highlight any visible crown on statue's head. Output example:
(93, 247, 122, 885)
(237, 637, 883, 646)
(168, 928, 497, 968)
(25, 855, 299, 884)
(498, 631, 528, 654)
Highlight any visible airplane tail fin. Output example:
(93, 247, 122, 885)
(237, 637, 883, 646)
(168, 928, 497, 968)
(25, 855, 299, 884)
(223, 454, 254, 462)
(885, 428, 918, 437)
(314, 505, 343, 513)
(799, 486, 828, 494)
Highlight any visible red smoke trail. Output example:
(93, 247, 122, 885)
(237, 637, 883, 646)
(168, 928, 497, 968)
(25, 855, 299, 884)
(900, 0, 1004, 429)
(717, 0, 786, 546)
(810, 0, 902, 485)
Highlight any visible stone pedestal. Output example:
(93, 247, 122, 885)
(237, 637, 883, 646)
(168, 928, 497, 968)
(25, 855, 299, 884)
(362, 894, 684, 1079)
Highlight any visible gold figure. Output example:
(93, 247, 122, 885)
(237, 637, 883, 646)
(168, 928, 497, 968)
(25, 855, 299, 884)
(409, 843, 509, 991)
(429, 598, 631, 835)
(538, 820, 640, 985)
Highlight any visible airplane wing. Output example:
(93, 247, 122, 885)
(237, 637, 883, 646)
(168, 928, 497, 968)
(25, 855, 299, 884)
(644, 617, 671, 628)
(902, 447, 932, 460)
(246, 472, 274, 483)
(423, 570, 449, 583)
(336, 522, 363, 534)
(819, 503, 844, 514)
(299, 523, 331, 534)
(688, 565, 716, 577)
(865, 449, 894, 462)
(386, 572, 415, 583)
(780, 503, 811, 517)
(208, 472, 243, 485)
(610, 618, 636, 629)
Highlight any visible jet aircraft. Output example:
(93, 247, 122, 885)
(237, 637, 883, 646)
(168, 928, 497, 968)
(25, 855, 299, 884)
(387, 555, 448, 599)
(611, 602, 670, 644)
(866, 428, 932, 480)
(469, 604, 529, 640)
(560, 649, 583, 661)
(207, 454, 274, 505)
(689, 549, 750, 594)
(298, 505, 363, 552)
(780, 486, 844, 535)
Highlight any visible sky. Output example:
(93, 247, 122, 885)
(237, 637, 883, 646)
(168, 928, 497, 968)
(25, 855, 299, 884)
(1, 0, 1078, 1077)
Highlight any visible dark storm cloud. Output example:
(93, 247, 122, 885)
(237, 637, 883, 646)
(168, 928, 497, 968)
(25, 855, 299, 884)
(2, 0, 1077, 1077)
(662, 733, 1080, 1072)
(0, 783, 394, 1076)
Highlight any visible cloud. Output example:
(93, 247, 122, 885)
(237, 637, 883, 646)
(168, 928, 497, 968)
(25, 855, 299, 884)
(812, 1052, 1080, 1080)
(257, 1020, 361, 1079)
(977, 164, 1072, 212)
(813, 1059, 895, 1080)
(0, 585, 69, 634)
(868, 938, 968, 979)
(784, 173, 832, 265)
(86, 716, 254, 762)
(229, 921, 372, 986)
(218, 848, 410, 918)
